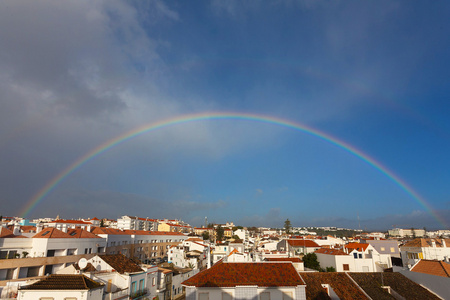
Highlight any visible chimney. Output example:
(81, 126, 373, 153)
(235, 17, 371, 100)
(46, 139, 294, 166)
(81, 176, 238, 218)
(13, 223, 20, 236)
(442, 239, 446, 248)
(36, 222, 43, 233)
(431, 239, 436, 248)
(62, 224, 67, 233)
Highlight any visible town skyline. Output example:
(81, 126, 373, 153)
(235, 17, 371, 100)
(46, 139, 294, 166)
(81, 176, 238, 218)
(1, 1, 449, 230)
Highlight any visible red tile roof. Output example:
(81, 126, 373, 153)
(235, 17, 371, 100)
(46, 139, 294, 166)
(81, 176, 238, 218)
(345, 242, 369, 252)
(183, 262, 305, 287)
(300, 272, 370, 300)
(99, 254, 144, 274)
(67, 228, 102, 239)
(411, 260, 450, 277)
(402, 238, 450, 248)
(20, 274, 103, 290)
(315, 248, 348, 256)
(265, 257, 303, 263)
(288, 239, 320, 247)
(349, 272, 441, 300)
(148, 231, 185, 236)
(0, 226, 15, 238)
(32, 227, 75, 238)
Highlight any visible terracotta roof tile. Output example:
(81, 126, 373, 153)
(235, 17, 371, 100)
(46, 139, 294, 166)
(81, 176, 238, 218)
(300, 272, 370, 300)
(67, 228, 102, 239)
(410, 260, 450, 277)
(345, 242, 369, 252)
(265, 257, 303, 263)
(402, 238, 450, 248)
(183, 262, 305, 287)
(349, 272, 441, 299)
(315, 248, 348, 256)
(20, 274, 103, 290)
(99, 254, 144, 274)
(0, 226, 15, 238)
(32, 227, 75, 238)
(148, 231, 185, 236)
(287, 239, 320, 247)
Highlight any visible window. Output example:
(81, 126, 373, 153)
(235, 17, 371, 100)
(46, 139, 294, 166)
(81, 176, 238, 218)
(260, 292, 270, 300)
(358, 254, 362, 259)
(39, 298, 54, 300)
(132, 281, 136, 293)
(380, 247, 385, 251)
(390, 247, 395, 253)
(343, 264, 349, 271)
(139, 279, 144, 291)
(353, 253, 358, 258)
(152, 277, 156, 286)
(199, 293, 209, 300)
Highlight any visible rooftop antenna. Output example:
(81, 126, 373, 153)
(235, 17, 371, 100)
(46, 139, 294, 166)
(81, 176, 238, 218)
(357, 212, 361, 231)
(205, 216, 207, 228)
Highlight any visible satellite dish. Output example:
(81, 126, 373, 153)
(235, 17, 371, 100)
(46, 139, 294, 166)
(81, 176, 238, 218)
(78, 258, 88, 269)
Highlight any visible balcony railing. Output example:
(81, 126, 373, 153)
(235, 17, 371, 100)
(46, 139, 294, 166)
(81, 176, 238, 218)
(130, 288, 149, 299)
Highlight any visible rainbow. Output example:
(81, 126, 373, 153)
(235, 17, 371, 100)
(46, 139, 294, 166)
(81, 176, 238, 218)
(20, 112, 447, 228)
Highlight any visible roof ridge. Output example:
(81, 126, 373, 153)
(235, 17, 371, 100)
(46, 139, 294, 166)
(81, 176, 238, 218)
(439, 261, 450, 277)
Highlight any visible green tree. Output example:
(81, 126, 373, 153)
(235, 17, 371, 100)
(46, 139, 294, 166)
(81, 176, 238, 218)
(202, 231, 210, 240)
(100, 219, 105, 227)
(216, 225, 225, 241)
(303, 253, 321, 271)
(284, 219, 292, 234)
(326, 266, 336, 272)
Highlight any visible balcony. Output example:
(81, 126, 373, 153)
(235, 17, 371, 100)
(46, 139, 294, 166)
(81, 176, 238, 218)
(130, 288, 149, 299)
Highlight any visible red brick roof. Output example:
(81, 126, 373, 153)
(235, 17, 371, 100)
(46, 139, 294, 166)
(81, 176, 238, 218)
(32, 227, 75, 238)
(20, 274, 103, 290)
(315, 248, 348, 256)
(288, 239, 320, 247)
(183, 262, 305, 287)
(411, 260, 450, 277)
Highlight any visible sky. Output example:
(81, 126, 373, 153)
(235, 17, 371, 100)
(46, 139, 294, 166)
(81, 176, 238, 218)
(1, 0, 449, 230)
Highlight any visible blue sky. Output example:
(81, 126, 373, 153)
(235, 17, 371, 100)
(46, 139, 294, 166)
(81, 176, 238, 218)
(0, 0, 449, 230)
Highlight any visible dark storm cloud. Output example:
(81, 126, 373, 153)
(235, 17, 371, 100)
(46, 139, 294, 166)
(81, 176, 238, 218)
(31, 188, 227, 224)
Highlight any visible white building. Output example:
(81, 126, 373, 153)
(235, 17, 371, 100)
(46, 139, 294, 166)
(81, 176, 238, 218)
(183, 262, 306, 300)
(18, 274, 104, 300)
(400, 238, 450, 267)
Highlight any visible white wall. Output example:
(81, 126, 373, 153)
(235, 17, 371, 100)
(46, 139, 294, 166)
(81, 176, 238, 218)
(19, 288, 103, 300)
(185, 286, 306, 300)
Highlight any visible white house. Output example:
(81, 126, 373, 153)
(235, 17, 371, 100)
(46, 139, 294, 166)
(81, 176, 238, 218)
(58, 253, 148, 299)
(400, 238, 450, 267)
(182, 262, 306, 300)
(18, 274, 104, 300)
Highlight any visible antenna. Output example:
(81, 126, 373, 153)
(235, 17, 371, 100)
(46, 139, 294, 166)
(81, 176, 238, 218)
(78, 258, 88, 270)
(357, 212, 361, 231)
